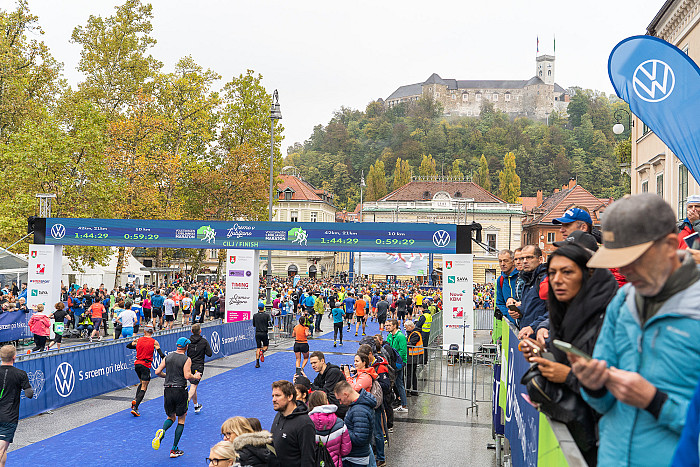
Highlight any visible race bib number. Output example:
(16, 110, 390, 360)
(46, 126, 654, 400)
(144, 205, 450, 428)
(54, 322, 64, 334)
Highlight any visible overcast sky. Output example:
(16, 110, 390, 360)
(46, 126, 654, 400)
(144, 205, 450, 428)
(3, 0, 665, 154)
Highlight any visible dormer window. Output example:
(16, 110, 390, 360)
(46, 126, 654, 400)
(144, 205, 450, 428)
(454, 192, 462, 198)
(423, 191, 431, 199)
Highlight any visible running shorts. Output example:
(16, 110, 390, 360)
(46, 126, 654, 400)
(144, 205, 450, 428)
(0, 422, 18, 444)
(357, 315, 367, 323)
(397, 310, 406, 320)
(164, 387, 188, 416)
(135, 363, 151, 381)
(152, 308, 163, 318)
(121, 327, 134, 338)
(345, 312, 354, 320)
(165, 315, 174, 322)
(190, 366, 204, 385)
(293, 342, 309, 354)
(256, 332, 269, 348)
(378, 315, 387, 325)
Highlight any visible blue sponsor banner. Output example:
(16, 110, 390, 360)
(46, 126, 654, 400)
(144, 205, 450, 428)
(609, 36, 700, 183)
(43, 218, 457, 254)
(0, 312, 32, 341)
(18, 320, 256, 419)
(503, 324, 540, 467)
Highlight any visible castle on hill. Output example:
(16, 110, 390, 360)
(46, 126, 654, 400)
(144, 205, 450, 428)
(385, 55, 570, 120)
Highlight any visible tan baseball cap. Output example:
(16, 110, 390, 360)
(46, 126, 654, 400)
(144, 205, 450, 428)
(587, 194, 676, 269)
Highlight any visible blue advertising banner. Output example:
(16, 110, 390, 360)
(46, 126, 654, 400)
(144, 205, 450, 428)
(42, 218, 457, 254)
(0, 312, 32, 341)
(503, 324, 540, 467)
(609, 35, 700, 183)
(18, 320, 256, 419)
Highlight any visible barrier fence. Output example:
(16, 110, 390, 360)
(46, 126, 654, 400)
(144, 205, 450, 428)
(495, 319, 586, 467)
(0, 312, 32, 341)
(16, 319, 257, 420)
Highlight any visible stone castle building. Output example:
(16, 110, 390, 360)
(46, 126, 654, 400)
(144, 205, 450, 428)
(385, 55, 570, 120)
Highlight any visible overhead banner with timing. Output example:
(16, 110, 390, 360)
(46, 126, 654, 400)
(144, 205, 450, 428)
(608, 35, 700, 182)
(40, 218, 457, 254)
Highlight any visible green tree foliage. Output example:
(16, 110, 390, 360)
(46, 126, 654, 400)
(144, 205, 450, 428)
(499, 152, 521, 203)
(419, 154, 437, 177)
(475, 155, 491, 191)
(450, 159, 464, 179)
(287, 92, 629, 205)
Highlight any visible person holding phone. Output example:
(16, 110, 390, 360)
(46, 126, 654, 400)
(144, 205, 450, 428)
(519, 243, 617, 466)
(677, 194, 700, 250)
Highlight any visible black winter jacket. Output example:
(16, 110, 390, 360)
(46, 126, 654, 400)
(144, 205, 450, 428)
(234, 430, 279, 467)
(344, 389, 376, 459)
(187, 334, 212, 370)
(311, 363, 348, 418)
(271, 401, 316, 467)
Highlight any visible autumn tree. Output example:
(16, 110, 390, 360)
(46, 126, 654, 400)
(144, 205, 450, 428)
(499, 152, 521, 203)
(71, 0, 162, 116)
(475, 154, 491, 191)
(393, 157, 412, 190)
(450, 159, 464, 179)
(365, 160, 387, 201)
(419, 154, 437, 177)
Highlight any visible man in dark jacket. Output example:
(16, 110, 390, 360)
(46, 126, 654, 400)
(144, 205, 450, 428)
(496, 249, 519, 324)
(335, 381, 377, 466)
(511, 245, 548, 339)
(302, 351, 347, 418)
(187, 323, 212, 414)
(270, 380, 315, 467)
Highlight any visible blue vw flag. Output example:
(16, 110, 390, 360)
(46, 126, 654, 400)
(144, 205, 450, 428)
(609, 35, 700, 182)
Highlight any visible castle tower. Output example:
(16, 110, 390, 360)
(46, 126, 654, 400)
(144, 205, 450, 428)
(536, 55, 555, 85)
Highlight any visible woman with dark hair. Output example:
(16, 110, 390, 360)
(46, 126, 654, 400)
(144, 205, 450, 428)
(519, 243, 618, 466)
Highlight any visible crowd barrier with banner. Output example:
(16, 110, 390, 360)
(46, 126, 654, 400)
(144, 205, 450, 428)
(0, 312, 32, 341)
(17, 319, 256, 419)
(495, 319, 584, 467)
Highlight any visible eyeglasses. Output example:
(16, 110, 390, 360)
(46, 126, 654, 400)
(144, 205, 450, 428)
(206, 458, 231, 466)
(521, 255, 537, 261)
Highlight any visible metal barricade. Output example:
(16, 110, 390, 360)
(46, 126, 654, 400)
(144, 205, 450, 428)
(405, 343, 495, 416)
(474, 308, 494, 330)
(427, 311, 443, 346)
(269, 313, 295, 346)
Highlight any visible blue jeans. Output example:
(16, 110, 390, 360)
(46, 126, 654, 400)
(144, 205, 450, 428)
(374, 409, 385, 462)
(315, 312, 323, 331)
(395, 366, 407, 406)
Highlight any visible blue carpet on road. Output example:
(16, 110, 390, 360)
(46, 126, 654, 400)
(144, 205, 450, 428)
(11, 327, 358, 466)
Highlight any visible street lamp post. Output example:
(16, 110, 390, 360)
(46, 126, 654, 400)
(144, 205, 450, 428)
(266, 90, 282, 312)
(612, 108, 633, 135)
(358, 170, 366, 283)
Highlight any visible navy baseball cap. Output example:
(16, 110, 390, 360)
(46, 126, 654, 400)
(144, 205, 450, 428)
(552, 208, 592, 225)
(176, 337, 191, 348)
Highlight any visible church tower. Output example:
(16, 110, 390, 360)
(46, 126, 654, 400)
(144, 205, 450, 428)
(536, 55, 555, 85)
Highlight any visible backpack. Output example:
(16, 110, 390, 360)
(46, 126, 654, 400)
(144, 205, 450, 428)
(314, 435, 335, 467)
(370, 379, 383, 409)
(384, 342, 403, 370)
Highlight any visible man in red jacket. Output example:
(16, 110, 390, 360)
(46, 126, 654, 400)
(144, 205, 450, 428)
(678, 194, 700, 249)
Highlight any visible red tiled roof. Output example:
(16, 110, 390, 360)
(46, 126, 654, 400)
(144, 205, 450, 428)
(524, 185, 612, 227)
(277, 174, 333, 202)
(380, 180, 504, 202)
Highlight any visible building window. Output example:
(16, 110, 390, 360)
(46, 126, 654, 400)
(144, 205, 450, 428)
(641, 180, 648, 193)
(285, 191, 293, 200)
(210, 249, 218, 259)
(679, 165, 689, 219)
(451, 94, 456, 100)
(486, 233, 496, 251)
(547, 232, 556, 244)
(475, 93, 482, 101)
(290, 211, 298, 223)
(656, 173, 664, 198)
(548, 70, 552, 76)
(462, 93, 468, 102)
(682, 44, 689, 55)
(435, 92, 440, 98)
(642, 122, 651, 135)
(505, 93, 511, 102)
(310, 212, 318, 222)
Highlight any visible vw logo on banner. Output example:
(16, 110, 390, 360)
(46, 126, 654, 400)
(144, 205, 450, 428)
(633, 59, 675, 103)
(50, 223, 66, 240)
(432, 230, 451, 248)
(55, 362, 75, 398)
(210, 331, 221, 354)
(152, 350, 162, 370)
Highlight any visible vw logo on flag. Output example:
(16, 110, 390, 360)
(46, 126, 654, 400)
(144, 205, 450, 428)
(432, 230, 451, 248)
(50, 223, 66, 240)
(633, 59, 675, 103)
(210, 331, 221, 354)
(54, 362, 75, 398)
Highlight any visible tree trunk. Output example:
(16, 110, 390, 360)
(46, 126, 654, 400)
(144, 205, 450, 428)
(114, 246, 125, 289)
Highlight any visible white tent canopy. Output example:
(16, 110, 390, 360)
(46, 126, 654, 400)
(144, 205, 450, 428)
(62, 253, 147, 289)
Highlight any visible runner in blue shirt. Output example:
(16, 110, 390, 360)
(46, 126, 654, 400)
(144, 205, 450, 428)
(342, 294, 356, 332)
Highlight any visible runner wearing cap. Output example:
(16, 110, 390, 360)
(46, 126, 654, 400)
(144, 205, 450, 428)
(126, 327, 164, 417)
(152, 337, 201, 458)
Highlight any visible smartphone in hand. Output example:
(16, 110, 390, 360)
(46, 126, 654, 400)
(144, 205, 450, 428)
(552, 339, 591, 361)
